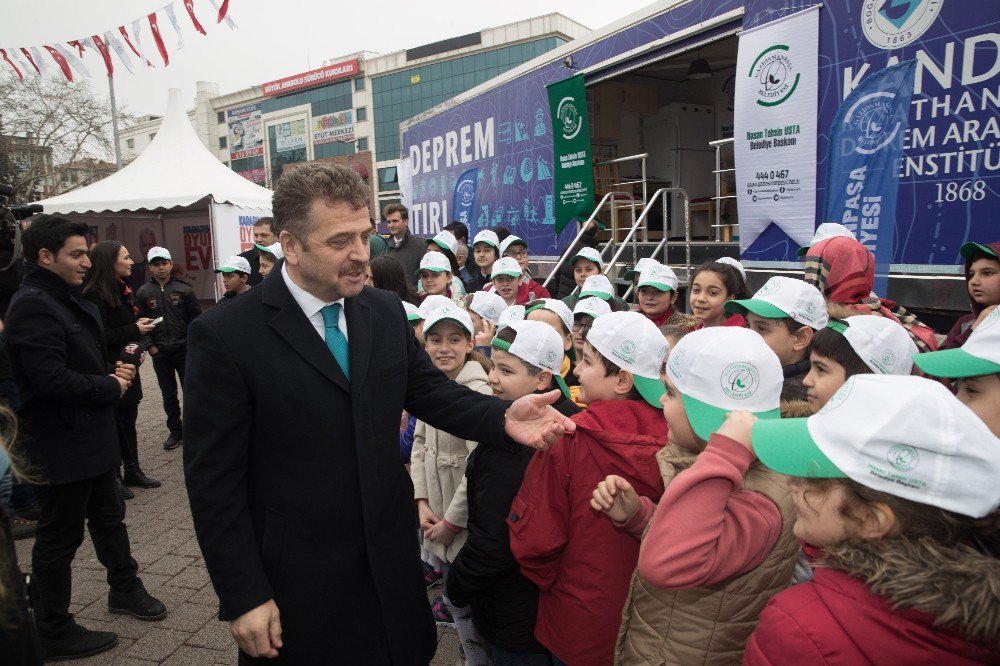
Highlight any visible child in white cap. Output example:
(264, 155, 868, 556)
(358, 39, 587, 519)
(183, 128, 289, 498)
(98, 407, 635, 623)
(591, 327, 797, 665)
(468, 229, 500, 292)
(746, 375, 1000, 665)
(561, 246, 619, 310)
(499, 235, 551, 300)
(571, 297, 612, 365)
(636, 264, 681, 327)
(509, 312, 670, 665)
(215, 256, 253, 301)
(467, 290, 507, 356)
(525, 298, 581, 406)
(623, 257, 662, 303)
(489, 257, 529, 306)
(255, 241, 284, 279)
(417, 253, 463, 305)
(689, 259, 751, 329)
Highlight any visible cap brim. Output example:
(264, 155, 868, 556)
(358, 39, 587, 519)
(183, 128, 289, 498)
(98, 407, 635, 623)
(571, 255, 602, 268)
(726, 298, 789, 319)
(149, 255, 171, 262)
(431, 239, 451, 252)
(681, 392, 781, 441)
(492, 271, 521, 279)
(633, 375, 666, 409)
(416, 267, 449, 275)
(637, 281, 675, 292)
(579, 290, 612, 300)
(215, 268, 236, 273)
(795, 244, 812, 257)
(912, 347, 1000, 379)
(623, 270, 639, 280)
(553, 374, 572, 400)
(960, 242, 998, 261)
(424, 317, 472, 336)
(751, 418, 847, 478)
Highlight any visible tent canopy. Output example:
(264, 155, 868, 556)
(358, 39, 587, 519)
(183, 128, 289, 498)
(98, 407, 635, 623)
(36, 89, 273, 214)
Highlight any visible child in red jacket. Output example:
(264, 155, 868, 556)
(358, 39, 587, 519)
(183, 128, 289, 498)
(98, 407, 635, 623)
(508, 311, 670, 666)
(746, 374, 1000, 665)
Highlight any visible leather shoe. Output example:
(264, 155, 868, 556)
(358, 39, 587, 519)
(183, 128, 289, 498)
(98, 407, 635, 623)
(109, 585, 167, 621)
(162, 432, 182, 450)
(42, 624, 119, 661)
(115, 475, 134, 501)
(123, 465, 162, 489)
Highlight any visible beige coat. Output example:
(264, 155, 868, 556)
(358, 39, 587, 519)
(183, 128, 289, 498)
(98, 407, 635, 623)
(410, 359, 490, 562)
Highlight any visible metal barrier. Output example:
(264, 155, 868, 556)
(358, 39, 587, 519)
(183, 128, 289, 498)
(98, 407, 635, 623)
(709, 138, 737, 241)
(606, 187, 691, 290)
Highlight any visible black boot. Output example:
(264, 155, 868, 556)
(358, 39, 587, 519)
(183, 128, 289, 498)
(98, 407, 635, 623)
(115, 473, 134, 501)
(123, 463, 161, 489)
(162, 432, 182, 451)
(42, 623, 119, 661)
(108, 584, 167, 621)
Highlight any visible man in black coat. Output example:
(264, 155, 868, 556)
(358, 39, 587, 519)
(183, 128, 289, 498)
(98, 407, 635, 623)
(384, 203, 425, 287)
(4, 215, 166, 661)
(237, 217, 277, 287)
(183, 164, 574, 664)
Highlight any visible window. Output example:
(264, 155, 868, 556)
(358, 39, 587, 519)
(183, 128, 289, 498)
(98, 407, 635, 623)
(217, 111, 225, 124)
(219, 136, 227, 149)
(358, 137, 369, 151)
(126, 138, 134, 150)
(355, 76, 365, 91)
(356, 106, 367, 121)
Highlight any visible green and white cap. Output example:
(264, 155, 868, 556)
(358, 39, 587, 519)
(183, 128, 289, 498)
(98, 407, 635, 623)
(492, 320, 571, 399)
(637, 264, 679, 293)
(417, 252, 451, 275)
(797, 223, 856, 256)
(491, 257, 522, 279)
(469, 291, 507, 322)
(665, 327, 782, 439)
(256, 241, 284, 260)
(574, 296, 612, 320)
(526, 298, 574, 335)
(827, 316, 917, 375)
(428, 230, 458, 255)
(913, 307, 1000, 378)
(419, 295, 453, 318)
(497, 305, 525, 329)
(587, 311, 670, 408)
(960, 242, 999, 260)
(726, 276, 828, 329)
(752, 375, 1000, 518)
(716, 256, 746, 279)
(579, 274, 616, 300)
(403, 301, 423, 323)
(623, 258, 661, 281)
(571, 246, 603, 269)
(423, 302, 474, 336)
(147, 246, 172, 262)
(473, 229, 500, 250)
(500, 235, 528, 256)
(215, 256, 252, 274)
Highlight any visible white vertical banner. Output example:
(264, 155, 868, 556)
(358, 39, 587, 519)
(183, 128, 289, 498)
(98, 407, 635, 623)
(734, 5, 820, 253)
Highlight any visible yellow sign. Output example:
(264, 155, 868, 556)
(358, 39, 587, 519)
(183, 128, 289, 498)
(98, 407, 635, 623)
(410, 73, 421, 84)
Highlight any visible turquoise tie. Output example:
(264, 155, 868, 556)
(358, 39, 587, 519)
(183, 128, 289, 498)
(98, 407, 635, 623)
(321, 303, 350, 380)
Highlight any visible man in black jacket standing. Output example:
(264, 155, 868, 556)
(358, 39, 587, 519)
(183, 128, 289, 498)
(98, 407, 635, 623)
(4, 215, 166, 661)
(384, 203, 425, 287)
(237, 217, 277, 287)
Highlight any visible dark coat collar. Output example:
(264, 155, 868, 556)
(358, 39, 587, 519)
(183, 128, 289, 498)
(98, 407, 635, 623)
(22, 262, 79, 301)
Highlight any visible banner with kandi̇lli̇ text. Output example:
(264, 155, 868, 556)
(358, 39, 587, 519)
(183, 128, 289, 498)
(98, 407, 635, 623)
(734, 4, 820, 254)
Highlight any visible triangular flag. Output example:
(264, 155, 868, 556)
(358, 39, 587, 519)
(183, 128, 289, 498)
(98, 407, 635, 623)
(19, 48, 41, 75)
(43, 46, 73, 81)
(68, 40, 86, 57)
(148, 12, 170, 66)
(53, 43, 91, 79)
(130, 20, 154, 67)
(10, 49, 36, 77)
(104, 31, 136, 75)
(28, 47, 50, 77)
(208, 0, 237, 28)
(0, 50, 24, 80)
(164, 2, 185, 51)
(85, 36, 114, 77)
(183, 0, 207, 35)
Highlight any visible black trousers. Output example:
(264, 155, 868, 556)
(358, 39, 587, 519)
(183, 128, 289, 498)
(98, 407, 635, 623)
(116, 404, 139, 466)
(31, 468, 140, 639)
(151, 348, 186, 436)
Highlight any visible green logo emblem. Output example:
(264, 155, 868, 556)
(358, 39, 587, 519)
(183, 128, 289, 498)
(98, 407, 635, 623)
(819, 376, 854, 414)
(720, 362, 760, 400)
(749, 45, 799, 107)
(760, 278, 781, 295)
(544, 350, 558, 367)
(887, 444, 919, 472)
(556, 96, 583, 140)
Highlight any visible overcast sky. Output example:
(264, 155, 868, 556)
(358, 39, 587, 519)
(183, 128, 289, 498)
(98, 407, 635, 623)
(3, 0, 652, 117)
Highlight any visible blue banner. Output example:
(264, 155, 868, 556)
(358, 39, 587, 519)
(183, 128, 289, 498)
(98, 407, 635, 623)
(824, 60, 915, 295)
(452, 168, 479, 233)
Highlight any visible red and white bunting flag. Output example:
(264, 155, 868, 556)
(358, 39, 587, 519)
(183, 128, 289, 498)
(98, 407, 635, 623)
(148, 12, 170, 66)
(53, 43, 91, 79)
(104, 31, 135, 75)
(130, 20, 154, 67)
(9, 49, 36, 77)
(0, 50, 24, 80)
(68, 40, 86, 57)
(164, 3, 185, 51)
(43, 46, 73, 81)
(84, 36, 114, 77)
(183, 0, 207, 35)
(19, 48, 41, 75)
(28, 47, 51, 77)
(208, 0, 237, 28)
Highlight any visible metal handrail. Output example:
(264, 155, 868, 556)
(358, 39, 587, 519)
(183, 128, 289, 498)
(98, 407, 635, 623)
(541, 191, 637, 290)
(595, 152, 649, 220)
(605, 187, 691, 289)
(711, 138, 736, 241)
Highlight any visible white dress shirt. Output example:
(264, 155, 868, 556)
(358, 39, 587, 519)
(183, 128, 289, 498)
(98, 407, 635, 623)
(281, 262, 348, 342)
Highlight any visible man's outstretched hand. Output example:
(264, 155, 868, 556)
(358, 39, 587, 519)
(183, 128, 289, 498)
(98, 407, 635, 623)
(504, 390, 577, 450)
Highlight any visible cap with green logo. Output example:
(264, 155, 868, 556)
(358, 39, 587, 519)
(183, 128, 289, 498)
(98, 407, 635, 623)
(417, 252, 451, 275)
(826, 316, 917, 375)
(428, 230, 458, 255)
(423, 303, 474, 336)
(586, 311, 670, 408)
(403, 301, 423, 324)
(726, 276, 828, 329)
(570, 246, 603, 269)
(623, 258, 661, 281)
(913, 307, 1000, 378)
(492, 320, 571, 399)
(960, 242, 999, 261)
(497, 305, 525, 329)
(491, 257, 523, 279)
(637, 264, 679, 293)
(573, 296, 612, 320)
(579, 274, 616, 300)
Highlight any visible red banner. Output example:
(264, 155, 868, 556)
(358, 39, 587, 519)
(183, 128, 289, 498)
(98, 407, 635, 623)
(261, 59, 359, 97)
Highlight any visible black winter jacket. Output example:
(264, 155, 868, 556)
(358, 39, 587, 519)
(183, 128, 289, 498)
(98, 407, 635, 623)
(446, 392, 580, 652)
(135, 277, 201, 352)
(82, 281, 145, 407)
(386, 230, 426, 287)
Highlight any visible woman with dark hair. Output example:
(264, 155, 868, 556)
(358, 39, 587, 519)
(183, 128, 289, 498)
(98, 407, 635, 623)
(370, 255, 421, 306)
(82, 241, 160, 496)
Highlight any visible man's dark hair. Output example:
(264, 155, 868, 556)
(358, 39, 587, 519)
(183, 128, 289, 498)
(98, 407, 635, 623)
(493, 226, 512, 242)
(370, 255, 420, 305)
(810, 322, 873, 379)
(383, 203, 408, 220)
(585, 341, 643, 401)
(444, 221, 469, 244)
(253, 217, 274, 233)
(495, 326, 542, 376)
(22, 214, 89, 264)
(272, 164, 370, 241)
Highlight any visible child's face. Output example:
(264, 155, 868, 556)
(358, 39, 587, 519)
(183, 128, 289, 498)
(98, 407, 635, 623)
(474, 243, 496, 269)
(803, 351, 848, 414)
(747, 314, 810, 366)
(488, 348, 549, 400)
(505, 244, 530, 271)
(956, 373, 1000, 437)
(258, 255, 275, 278)
(222, 272, 247, 292)
(571, 315, 593, 360)
(968, 258, 1000, 307)
(574, 342, 620, 404)
(690, 271, 732, 325)
(420, 270, 450, 296)
(660, 373, 699, 450)
(493, 275, 518, 302)
(526, 308, 571, 352)
(424, 321, 472, 378)
(788, 478, 851, 546)
(149, 259, 173, 281)
(638, 286, 676, 318)
(573, 260, 601, 287)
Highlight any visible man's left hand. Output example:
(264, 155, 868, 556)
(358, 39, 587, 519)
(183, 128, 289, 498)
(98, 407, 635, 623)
(114, 362, 136, 382)
(504, 390, 577, 451)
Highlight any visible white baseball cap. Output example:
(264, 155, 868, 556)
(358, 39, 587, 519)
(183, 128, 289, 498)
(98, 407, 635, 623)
(403, 301, 423, 323)
(491, 257, 522, 279)
(147, 246, 171, 263)
(492, 320, 571, 399)
(726, 276, 829, 329)
(469, 291, 507, 322)
(828, 316, 917, 375)
(500, 235, 528, 256)
(666, 327, 783, 439)
(587, 311, 670, 408)
(429, 230, 458, 255)
(579, 274, 616, 300)
(255, 241, 284, 261)
(716, 256, 747, 279)
(637, 264, 679, 293)
(423, 302, 474, 336)
(797, 222, 857, 256)
(417, 252, 451, 275)
(525, 298, 574, 336)
(574, 296, 612, 320)
(623, 257, 661, 281)
(570, 246, 603, 269)
(497, 304, 525, 329)
(419, 295, 453, 317)
(472, 229, 500, 250)
(215, 256, 252, 274)
(913, 307, 1000, 378)
(752, 375, 1000, 518)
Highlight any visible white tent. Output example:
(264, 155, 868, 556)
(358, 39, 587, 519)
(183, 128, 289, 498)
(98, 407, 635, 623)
(35, 88, 273, 300)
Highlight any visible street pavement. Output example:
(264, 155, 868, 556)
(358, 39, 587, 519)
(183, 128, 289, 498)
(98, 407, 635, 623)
(14, 360, 462, 664)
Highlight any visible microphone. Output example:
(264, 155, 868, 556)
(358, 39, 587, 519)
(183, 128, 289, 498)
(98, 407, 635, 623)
(120, 340, 149, 367)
